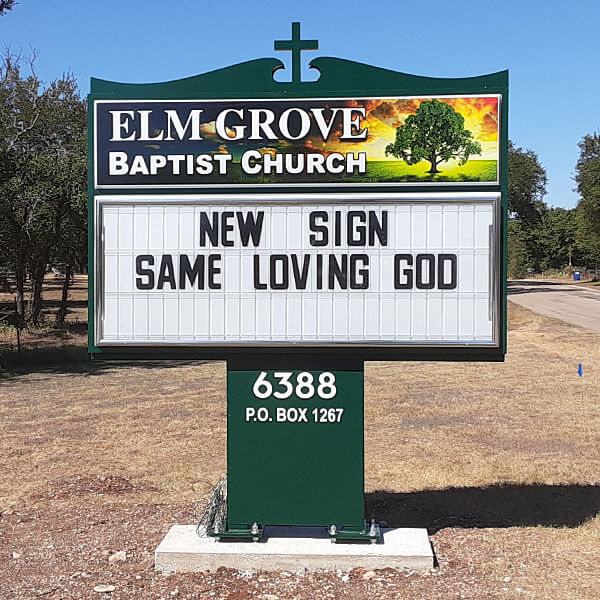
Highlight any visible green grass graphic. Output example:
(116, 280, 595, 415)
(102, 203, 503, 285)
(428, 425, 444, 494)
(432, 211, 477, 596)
(363, 160, 497, 183)
(183, 159, 497, 184)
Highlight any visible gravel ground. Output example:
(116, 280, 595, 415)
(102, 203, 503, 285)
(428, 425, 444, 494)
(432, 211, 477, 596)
(1, 484, 597, 600)
(2, 295, 600, 599)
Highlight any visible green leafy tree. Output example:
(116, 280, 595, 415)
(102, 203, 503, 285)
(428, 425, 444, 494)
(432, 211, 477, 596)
(574, 132, 600, 265)
(0, 1, 16, 16)
(384, 99, 482, 173)
(0, 52, 87, 324)
(507, 220, 532, 278)
(508, 141, 547, 223)
(506, 141, 548, 275)
(508, 163, 578, 275)
(536, 208, 578, 270)
(52, 131, 88, 325)
(0, 52, 43, 317)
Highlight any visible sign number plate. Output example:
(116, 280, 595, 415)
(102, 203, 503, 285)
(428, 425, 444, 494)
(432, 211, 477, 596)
(252, 371, 337, 400)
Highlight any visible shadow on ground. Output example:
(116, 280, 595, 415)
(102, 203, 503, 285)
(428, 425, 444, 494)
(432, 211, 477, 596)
(0, 344, 204, 379)
(507, 280, 583, 295)
(0, 299, 87, 312)
(366, 483, 600, 533)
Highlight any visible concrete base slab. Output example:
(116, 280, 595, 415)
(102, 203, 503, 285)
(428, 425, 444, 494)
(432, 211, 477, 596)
(155, 525, 433, 573)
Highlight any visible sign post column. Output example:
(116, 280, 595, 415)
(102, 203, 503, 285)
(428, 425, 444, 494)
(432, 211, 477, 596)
(220, 359, 378, 541)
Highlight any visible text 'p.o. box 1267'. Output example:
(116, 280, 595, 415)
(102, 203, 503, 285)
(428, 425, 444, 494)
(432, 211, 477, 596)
(89, 26, 508, 543)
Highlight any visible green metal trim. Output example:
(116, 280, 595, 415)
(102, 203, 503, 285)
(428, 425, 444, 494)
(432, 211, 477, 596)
(87, 96, 97, 355)
(500, 81, 509, 354)
(90, 58, 284, 98)
(88, 347, 505, 362)
(90, 57, 507, 99)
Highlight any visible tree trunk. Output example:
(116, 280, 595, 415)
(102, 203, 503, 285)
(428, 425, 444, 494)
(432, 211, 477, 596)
(55, 264, 72, 326)
(427, 154, 439, 173)
(15, 266, 25, 319)
(26, 260, 46, 325)
(14, 251, 26, 319)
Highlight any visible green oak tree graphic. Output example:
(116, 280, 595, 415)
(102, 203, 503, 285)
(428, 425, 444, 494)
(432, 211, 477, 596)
(385, 99, 482, 174)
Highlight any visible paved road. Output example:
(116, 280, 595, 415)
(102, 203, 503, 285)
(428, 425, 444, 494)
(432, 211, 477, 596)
(508, 280, 600, 332)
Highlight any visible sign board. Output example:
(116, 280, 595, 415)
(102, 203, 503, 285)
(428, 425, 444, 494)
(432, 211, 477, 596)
(88, 31, 507, 362)
(94, 192, 500, 347)
(93, 96, 500, 188)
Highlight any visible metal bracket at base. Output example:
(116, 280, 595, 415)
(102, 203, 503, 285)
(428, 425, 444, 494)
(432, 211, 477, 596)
(328, 519, 382, 544)
(209, 522, 264, 542)
(208, 520, 381, 544)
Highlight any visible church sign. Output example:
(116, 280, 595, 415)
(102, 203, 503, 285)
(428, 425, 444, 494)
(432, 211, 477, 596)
(89, 23, 508, 542)
(93, 96, 500, 188)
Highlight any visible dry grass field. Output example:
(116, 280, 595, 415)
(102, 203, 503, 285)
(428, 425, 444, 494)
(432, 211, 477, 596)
(1, 276, 599, 599)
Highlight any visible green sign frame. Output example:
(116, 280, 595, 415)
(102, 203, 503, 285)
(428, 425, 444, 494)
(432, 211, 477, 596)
(88, 38, 508, 363)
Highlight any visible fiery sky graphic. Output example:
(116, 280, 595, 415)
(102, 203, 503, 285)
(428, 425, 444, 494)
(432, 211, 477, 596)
(196, 96, 499, 163)
(133, 96, 499, 167)
(317, 96, 499, 161)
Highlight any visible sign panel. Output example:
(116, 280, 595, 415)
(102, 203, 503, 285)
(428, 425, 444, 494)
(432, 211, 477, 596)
(94, 192, 500, 347)
(227, 368, 364, 527)
(93, 96, 500, 188)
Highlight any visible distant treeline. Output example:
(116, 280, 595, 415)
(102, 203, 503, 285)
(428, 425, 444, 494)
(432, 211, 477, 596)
(0, 52, 86, 325)
(1, 53, 599, 327)
(508, 139, 600, 278)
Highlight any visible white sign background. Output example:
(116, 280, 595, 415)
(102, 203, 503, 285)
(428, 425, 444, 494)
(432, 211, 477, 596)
(95, 193, 500, 347)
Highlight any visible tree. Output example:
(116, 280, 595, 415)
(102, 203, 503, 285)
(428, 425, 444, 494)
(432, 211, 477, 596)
(507, 145, 579, 274)
(508, 141, 547, 223)
(536, 208, 578, 270)
(574, 132, 600, 265)
(0, 52, 87, 324)
(52, 131, 88, 325)
(507, 220, 532, 278)
(385, 99, 482, 173)
(507, 141, 548, 275)
(0, 1, 16, 15)
(0, 52, 43, 317)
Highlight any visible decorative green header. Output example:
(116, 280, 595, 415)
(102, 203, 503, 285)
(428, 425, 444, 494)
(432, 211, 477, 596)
(90, 22, 507, 190)
(90, 21, 507, 102)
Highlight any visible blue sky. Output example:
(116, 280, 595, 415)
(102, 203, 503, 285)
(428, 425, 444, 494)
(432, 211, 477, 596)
(1, 0, 598, 208)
